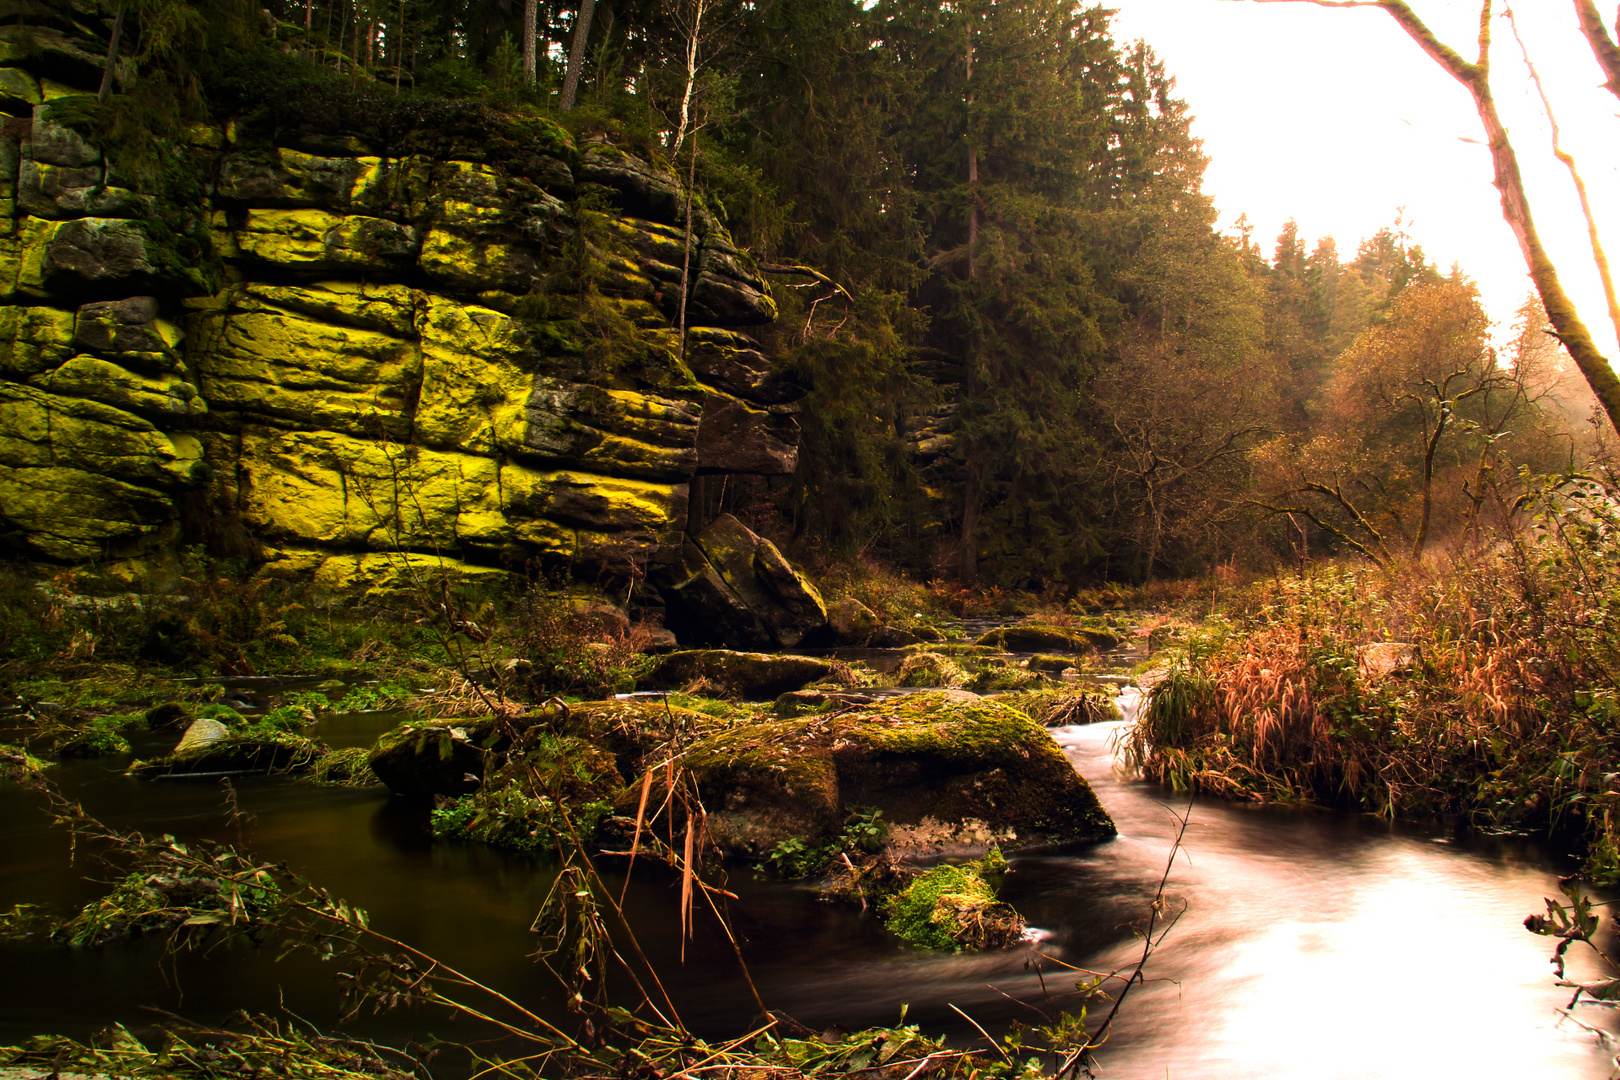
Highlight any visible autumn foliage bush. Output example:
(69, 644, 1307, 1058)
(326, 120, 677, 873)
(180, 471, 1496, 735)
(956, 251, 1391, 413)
(1122, 472, 1620, 880)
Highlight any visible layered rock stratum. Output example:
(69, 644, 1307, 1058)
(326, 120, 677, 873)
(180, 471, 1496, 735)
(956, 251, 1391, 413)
(0, 26, 805, 621)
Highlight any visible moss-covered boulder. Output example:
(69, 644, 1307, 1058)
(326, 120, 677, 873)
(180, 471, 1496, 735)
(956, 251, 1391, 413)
(826, 597, 881, 643)
(975, 624, 1120, 653)
(648, 649, 832, 699)
(674, 690, 1115, 857)
(367, 717, 508, 797)
(999, 687, 1122, 727)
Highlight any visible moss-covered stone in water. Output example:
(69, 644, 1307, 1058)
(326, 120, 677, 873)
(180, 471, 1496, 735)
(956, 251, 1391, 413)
(893, 651, 966, 688)
(883, 854, 1024, 951)
(128, 728, 324, 777)
(648, 650, 832, 699)
(976, 624, 1120, 653)
(675, 689, 1115, 857)
(964, 664, 1048, 694)
(999, 686, 1121, 727)
(0, 742, 51, 783)
(434, 731, 622, 851)
(367, 717, 507, 797)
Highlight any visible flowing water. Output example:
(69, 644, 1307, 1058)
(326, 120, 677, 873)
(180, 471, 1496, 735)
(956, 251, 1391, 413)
(3, 684, 1618, 1078)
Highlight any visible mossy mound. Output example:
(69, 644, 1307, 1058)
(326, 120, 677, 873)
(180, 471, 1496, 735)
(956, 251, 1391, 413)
(432, 730, 623, 851)
(883, 851, 1024, 951)
(55, 710, 147, 756)
(366, 716, 507, 797)
(304, 746, 379, 787)
(645, 650, 833, 699)
(1027, 653, 1082, 674)
(0, 743, 50, 783)
(672, 689, 1115, 857)
(892, 651, 966, 688)
(964, 664, 1048, 694)
(975, 624, 1120, 653)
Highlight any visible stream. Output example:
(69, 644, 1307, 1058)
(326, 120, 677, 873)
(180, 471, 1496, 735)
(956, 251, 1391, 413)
(3, 671, 1619, 1078)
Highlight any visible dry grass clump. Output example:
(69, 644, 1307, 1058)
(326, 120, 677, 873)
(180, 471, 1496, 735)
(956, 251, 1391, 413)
(1121, 485, 1620, 880)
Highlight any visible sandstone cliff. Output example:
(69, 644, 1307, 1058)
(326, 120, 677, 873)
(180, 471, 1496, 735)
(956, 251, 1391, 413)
(0, 19, 811, 627)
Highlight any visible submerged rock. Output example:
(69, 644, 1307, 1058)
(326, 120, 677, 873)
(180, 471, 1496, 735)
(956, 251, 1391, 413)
(674, 689, 1115, 857)
(647, 649, 832, 699)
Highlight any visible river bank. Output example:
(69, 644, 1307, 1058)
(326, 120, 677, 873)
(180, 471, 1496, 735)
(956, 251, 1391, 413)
(4, 552, 1620, 1078)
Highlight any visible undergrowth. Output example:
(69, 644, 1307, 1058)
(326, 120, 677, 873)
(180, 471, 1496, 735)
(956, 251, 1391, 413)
(1120, 472, 1620, 882)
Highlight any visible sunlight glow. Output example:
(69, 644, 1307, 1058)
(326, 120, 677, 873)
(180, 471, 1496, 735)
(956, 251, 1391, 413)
(1109, 0, 1620, 357)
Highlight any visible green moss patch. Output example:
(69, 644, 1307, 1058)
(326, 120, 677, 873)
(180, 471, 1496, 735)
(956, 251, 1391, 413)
(883, 850, 1024, 951)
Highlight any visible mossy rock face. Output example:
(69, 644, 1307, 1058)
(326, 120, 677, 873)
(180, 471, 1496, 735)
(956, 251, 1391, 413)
(648, 650, 833, 700)
(975, 624, 1121, 653)
(367, 717, 507, 798)
(0, 71, 799, 581)
(676, 690, 1115, 857)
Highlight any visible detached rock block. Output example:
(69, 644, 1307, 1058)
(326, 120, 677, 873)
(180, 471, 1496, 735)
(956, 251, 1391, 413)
(660, 513, 827, 648)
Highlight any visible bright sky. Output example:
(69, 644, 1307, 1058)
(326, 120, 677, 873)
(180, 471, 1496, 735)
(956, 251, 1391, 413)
(1107, 0, 1620, 358)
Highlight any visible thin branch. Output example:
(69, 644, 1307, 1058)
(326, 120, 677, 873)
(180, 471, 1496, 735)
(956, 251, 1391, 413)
(1574, 0, 1620, 98)
(1506, 3, 1620, 350)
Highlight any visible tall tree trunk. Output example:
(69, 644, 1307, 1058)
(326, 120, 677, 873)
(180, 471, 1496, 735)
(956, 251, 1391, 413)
(305, 0, 313, 32)
(677, 131, 699, 363)
(965, 28, 978, 279)
(394, 0, 404, 93)
(560, 0, 596, 110)
(97, 2, 126, 102)
(961, 463, 981, 583)
(670, 0, 707, 158)
(523, 0, 538, 85)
